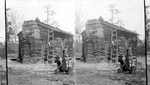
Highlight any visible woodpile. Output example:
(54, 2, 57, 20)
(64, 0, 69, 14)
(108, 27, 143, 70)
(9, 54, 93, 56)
(53, 38, 63, 56)
(118, 37, 126, 54)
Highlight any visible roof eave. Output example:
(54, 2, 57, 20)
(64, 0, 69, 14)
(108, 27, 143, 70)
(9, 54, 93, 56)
(36, 21, 73, 36)
(100, 20, 137, 35)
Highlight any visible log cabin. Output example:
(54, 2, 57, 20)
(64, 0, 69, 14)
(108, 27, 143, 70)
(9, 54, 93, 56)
(81, 17, 138, 63)
(18, 18, 73, 63)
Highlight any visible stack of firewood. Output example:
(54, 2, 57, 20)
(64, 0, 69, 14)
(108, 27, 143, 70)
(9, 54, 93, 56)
(118, 37, 126, 54)
(53, 38, 63, 56)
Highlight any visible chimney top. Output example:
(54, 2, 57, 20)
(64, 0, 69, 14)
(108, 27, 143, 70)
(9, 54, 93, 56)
(35, 17, 40, 22)
(99, 16, 104, 21)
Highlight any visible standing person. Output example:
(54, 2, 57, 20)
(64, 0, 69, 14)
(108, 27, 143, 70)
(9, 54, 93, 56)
(128, 46, 133, 67)
(61, 50, 67, 73)
(125, 48, 131, 73)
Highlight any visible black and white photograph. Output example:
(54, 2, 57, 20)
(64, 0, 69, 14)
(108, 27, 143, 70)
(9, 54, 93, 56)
(0, 0, 6, 85)
(0, 0, 150, 85)
(75, 0, 147, 85)
(6, 0, 75, 85)
(146, 0, 150, 84)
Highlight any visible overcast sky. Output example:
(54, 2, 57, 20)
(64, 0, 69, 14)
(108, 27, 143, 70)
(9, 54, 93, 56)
(0, 0, 5, 42)
(76, 0, 146, 40)
(0, 0, 150, 42)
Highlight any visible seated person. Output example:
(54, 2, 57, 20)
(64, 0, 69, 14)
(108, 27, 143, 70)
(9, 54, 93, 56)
(118, 55, 126, 72)
(54, 56, 63, 73)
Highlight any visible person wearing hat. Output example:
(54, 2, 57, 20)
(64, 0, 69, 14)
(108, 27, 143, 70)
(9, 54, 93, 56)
(118, 54, 125, 72)
(54, 56, 63, 73)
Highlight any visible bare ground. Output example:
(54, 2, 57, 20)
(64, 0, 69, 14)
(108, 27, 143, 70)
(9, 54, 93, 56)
(0, 58, 6, 85)
(8, 59, 75, 85)
(2, 55, 149, 85)
(147, 56, 150, 85)
(76, 60, 146, 85)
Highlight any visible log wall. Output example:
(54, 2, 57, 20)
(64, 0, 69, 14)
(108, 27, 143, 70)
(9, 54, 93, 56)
(18, 20, 73, 63)
(82, 19, 137, 63)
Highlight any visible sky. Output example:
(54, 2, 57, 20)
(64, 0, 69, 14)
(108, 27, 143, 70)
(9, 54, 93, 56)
(76, 0, 145, 39)
(0, 0, 150, 42)
(6, 0, 75, 35)
(0, 0, 5, 42)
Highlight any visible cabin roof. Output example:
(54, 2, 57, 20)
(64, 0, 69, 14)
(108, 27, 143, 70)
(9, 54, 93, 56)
(35, 18, 73, 36)
(82, 17, 138, 36)
(99, 18, 138, 35)
(18, 18, 73, 36)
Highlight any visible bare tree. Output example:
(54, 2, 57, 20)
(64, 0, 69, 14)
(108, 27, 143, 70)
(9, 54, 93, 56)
(108, 4, 124, 27)
(6, 8, 14, 42)
(9, 9, 24, 43)
(44, 5, 59, 27)
(75, 4, 87, 43)
(146, 5, 150, 27)
(52, 20, 60, 28)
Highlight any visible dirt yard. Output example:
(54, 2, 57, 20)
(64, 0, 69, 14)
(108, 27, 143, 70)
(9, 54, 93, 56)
(147, 55, 150, 85)
(76, 60, 146, 85)
(0, 58, 6, 85)
(2, 55, 148, 85)
(8, 59, 75, 85)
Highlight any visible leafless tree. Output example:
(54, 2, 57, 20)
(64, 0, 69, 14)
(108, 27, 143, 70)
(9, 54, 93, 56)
(6, 8, 12, 42)
(9, 9, 24, 43)
(75, 4, 87, 43)
(52, 20, 60, 28)
(108, 4, 124, 27)
(44, 5, 59, 27)
(146, 5, 150, 27)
